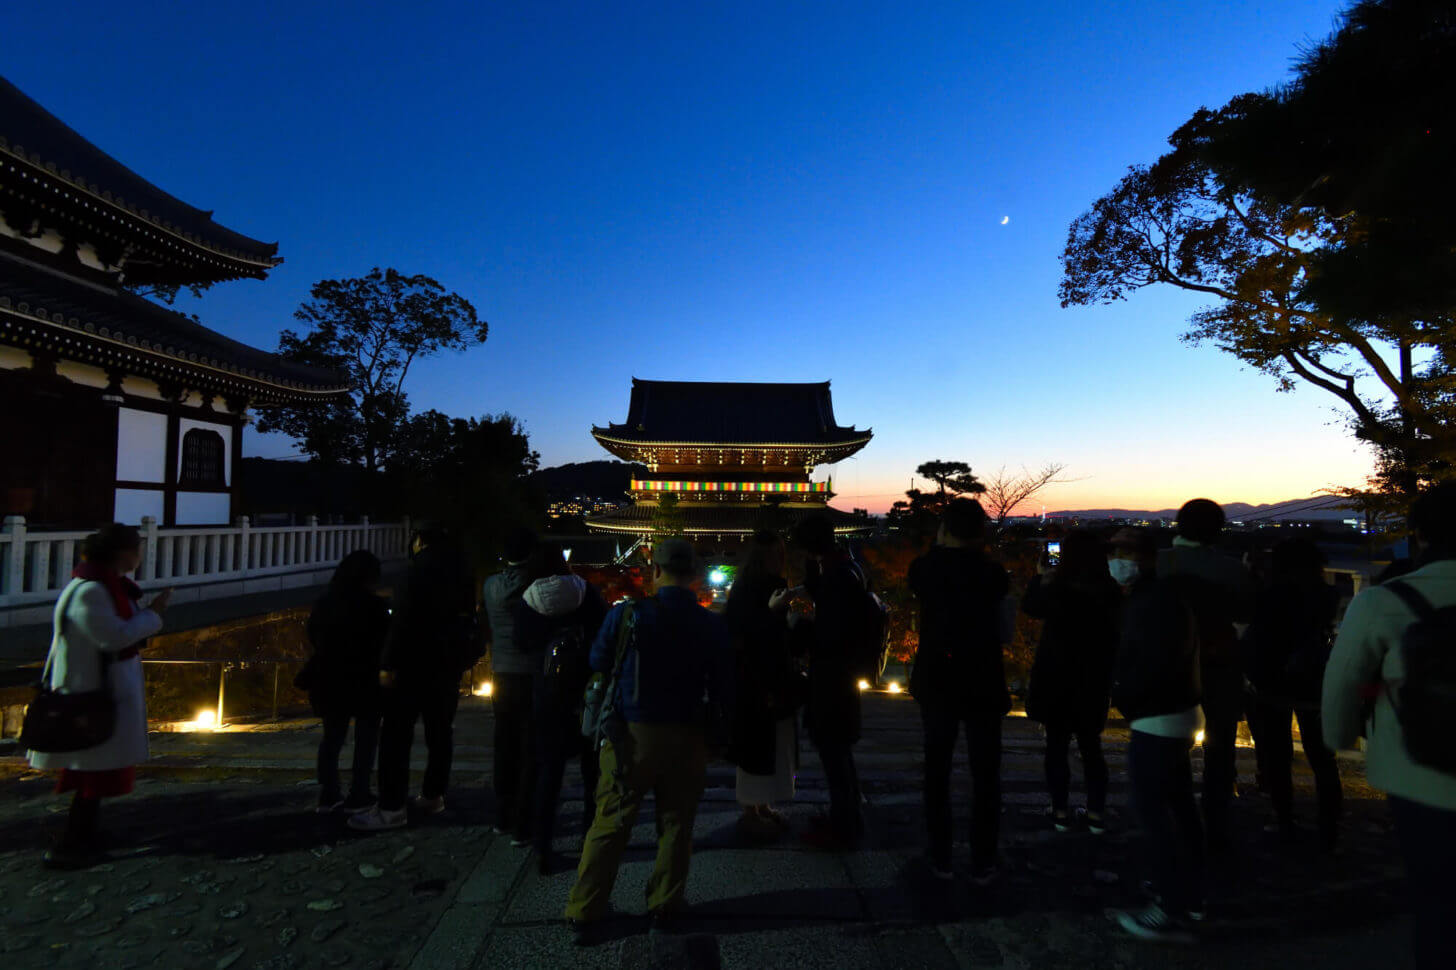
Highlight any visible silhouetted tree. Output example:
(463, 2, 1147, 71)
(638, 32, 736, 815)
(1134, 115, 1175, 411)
(257, 268, 487, 474)
(1061, 104, 1453, 506)
(982, 464, 1070, 528)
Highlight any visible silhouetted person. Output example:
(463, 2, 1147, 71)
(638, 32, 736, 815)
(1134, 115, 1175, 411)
(482, 526, 539, 844)
(726, 530, 800, 840)
(564, 539, 734, 936)
(1109, 528, 1206, 944)
(1158, 498, 1254, 849)
(795, 513, 869, 851)
(351, 522, 475, 831)
(908, 499, 1011, 882)
(1245, 537, 1342, 849)
(29, 524, 172, 869)
(1022, 529, 1121, 833)
(513, 544, 608, 873)
(1324, 481, 1456, 970)
(305, 550, 388, 815)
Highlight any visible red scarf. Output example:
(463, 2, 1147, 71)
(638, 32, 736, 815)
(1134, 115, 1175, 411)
(72, 562, 140, 620)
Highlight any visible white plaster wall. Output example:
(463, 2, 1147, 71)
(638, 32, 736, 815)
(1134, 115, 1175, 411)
(116, 408, 168, 483)
(175, 492, 231, 525)
(177, 417, 233, 486)
(113, 489, 164, 525)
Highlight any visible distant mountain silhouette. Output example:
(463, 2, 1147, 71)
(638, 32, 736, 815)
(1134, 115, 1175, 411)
(1047, 497, 1356, 523)
(529, 461, 646, 500)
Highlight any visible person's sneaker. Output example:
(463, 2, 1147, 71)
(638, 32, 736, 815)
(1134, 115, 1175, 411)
(316, 798, 345, 815)
(347, 806, 408, 832)
(340, 795, 377, 814)
(412, 795, 446, 816)
(1187, 904, 1207, 923)
(1113, 903, 1195, 944)
(1051, 810, 1073, 833)
(927, 858, 955, 882)
(1085, 812, 1108, 835)
(565, 917, 605, 946)
(510, 834, 533, 848)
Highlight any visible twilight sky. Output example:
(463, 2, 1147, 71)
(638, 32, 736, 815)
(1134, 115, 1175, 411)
(5, 1, 1373, 513)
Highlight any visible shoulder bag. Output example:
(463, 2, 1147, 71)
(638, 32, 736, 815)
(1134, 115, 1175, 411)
(19, 582, 118, 754)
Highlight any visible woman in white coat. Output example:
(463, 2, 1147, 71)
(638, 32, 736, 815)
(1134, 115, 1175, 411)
(28, 523, 171, 868)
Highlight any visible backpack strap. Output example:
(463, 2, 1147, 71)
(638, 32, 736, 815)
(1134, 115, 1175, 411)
(1384, 580, 1437, 623)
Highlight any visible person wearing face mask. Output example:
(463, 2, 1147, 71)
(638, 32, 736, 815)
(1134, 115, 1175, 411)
(1322, 481, 1456, 970)
(1106, 528, 1206, 945)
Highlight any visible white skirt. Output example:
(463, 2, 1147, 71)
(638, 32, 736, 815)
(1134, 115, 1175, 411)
(736, 716, 798, 805)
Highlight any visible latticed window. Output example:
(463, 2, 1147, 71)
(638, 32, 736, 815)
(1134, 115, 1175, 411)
(179, 429, 225, 487)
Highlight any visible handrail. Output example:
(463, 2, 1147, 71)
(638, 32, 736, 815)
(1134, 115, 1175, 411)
(0, 514, 410, 613)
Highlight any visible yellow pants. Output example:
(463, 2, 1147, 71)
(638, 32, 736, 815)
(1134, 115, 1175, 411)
(564, 722, 707, 921)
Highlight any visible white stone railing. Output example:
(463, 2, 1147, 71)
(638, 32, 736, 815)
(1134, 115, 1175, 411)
(0, 515, 410, 626)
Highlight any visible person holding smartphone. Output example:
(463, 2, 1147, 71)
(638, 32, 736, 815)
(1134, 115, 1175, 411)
(1022, 530, 1122, 833)
(28, 523, 172, 869)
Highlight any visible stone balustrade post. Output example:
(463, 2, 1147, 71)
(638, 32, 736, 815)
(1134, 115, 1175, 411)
(2, 516, 25, 598)
(307, 515, 320, 564)
(237, 515, 252, 574)
(139, 516, 159, 582)
(360, 515, 371, 554)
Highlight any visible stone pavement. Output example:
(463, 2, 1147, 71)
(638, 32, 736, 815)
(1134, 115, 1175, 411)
(0, 693, 1417, 970)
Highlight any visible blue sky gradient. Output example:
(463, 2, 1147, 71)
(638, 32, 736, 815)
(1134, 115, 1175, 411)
(4, 1, 1371, 511)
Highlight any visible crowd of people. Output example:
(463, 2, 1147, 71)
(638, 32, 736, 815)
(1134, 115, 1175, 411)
(23, 483, 1456, 966)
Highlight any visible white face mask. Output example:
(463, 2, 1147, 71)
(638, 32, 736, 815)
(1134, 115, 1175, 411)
(1108, 558, 1140, 586)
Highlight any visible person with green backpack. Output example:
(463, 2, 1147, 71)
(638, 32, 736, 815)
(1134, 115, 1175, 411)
(1323, 480, 1456, 970)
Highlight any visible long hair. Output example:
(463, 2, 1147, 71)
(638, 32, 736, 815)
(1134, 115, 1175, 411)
(329, 549, 382, 593)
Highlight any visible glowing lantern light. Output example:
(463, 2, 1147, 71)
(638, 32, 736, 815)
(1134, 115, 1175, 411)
(193, 709, 217, 731)
(857, 679, 871, 692)
(1195, 730, 1206, 746)
(473, 681, 494, 698)
(886, 681, 903, 694)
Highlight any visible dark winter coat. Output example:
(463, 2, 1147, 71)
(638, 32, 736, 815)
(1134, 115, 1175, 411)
(1022, 572, 1123, 732)
(482, 564, 534, 675)
(907, 545, 1012, 715)
(725, 571, 800, 776)
(306, 587, 390, 715)
(1245, 581, 1340, 706)
(1110, 576, 1202, 722)
(802, 554, 868, 746)
(380, 540, 476, 682)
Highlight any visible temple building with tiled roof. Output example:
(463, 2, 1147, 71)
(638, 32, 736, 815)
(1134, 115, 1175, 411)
(586, 379, 873, 543)
(0, 76, 347, 528)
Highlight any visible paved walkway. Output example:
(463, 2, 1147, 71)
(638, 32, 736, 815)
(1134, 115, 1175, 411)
(0, 694, 1414, 969)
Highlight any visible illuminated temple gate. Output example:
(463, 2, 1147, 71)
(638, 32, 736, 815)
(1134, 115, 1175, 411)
(585, 379, 873, 548)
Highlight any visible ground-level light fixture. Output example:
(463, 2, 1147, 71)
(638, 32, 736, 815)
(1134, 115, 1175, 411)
(857, 679, 871, 692)
(473, 681, 494, 698)
(188, 708, 218, 731)
(885, 681, 903, 694)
